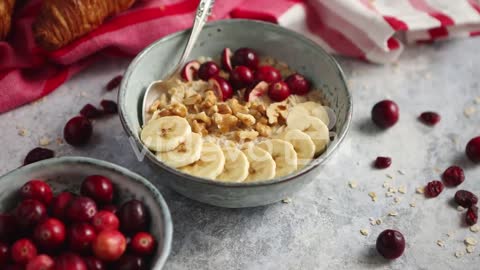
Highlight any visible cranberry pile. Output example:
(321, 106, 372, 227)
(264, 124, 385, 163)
(0, 176, 156, 269)
(180, 47, 311, 102)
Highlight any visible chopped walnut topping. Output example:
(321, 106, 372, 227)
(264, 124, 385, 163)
(234, 130, 259, 142)
(228, 98, 249, 114)
(188, 112, 211, 126)
(148, 99, 162, 113)
(159, 103, 188, 118)
(236, 112, 256, 127)
(190, 120, 208, 136)
(206, 105, 219, 116)
(217, 103, 233, 114)
(255, 122, 272, 137)
(183, 93, 202, 105)
(202, 90, 217, 108)
(213, 113, 238, 133)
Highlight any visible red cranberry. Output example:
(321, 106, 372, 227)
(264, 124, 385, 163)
(100, 100, 117, 114)
(442, 166, 464, 187)
(24, 148, 55, 166)
(33, 218, 66, 251)
(118, 200, 150, 235)
(180, 60, 200, 82)
(254, 66, 281, 84)
(11, 239, 37, 264)
(50, 192, 74, 221)
(15, 199, 47, 230)
(466, 136, 480, 163)
(81, 175, 114, 205)
(371, 100, 399, 128)
(92, 230, 126, 261)
(221, 48, 233, 72)
(0, 242, 9, 266)
(376, 229, 405, 260)
(68, 223, 97, 253)
(0, 214, 18, 242)
(232, 48, 259, 69)
(466, 206, 478, 226)
(455, 190, 478, 208)
(100, 205, 117, 214)
(230, 66, 254, 90)
(92, 211, 119, 232)
(55, 253, 87, 270)
(64, 116, 93, 146)
(374, 157, 392, 169)
(80, 104, 103, 119)
(113, 254, 145, 270)
(197, 61, 220, 81)
(106, 75, 123, 91)
(130, 232, 156, 256)
(419, 112, 440, 126)
(268, 81, 291, 102)
(83, 256, 105, 270)
(26, 254, 54, 270)
(208, 76, 233, 101)
(20, 180, 53, 205)
(66, 197, 97, 223)
(285, 73, 311, 95)
(425, 180, 443, 198)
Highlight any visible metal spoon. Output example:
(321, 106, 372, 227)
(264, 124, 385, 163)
(142, 0, 215, 124)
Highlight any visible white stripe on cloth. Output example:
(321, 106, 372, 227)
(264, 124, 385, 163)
(425, 0, 480, 25)
(373, 0, 440, 30)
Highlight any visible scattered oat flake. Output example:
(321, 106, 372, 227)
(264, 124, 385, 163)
(470, 224, 480, 233)
(475, 96, 480, 104)
(386, 174, 394, 179)
(398, 186, 406, 194)
(383, 181, 390, 188)
(466, 245, 475, 253)
(39, 137, 50, 146)
(282, 198, 292, 204)
(348, 181, 357, 189)
(410, 201, 416, 208)
(458, 206, 466, 211)
(370, 220, 376, 226)
(397, 170, 406, 175)
(388, 211, 398, 216)
(375, 219, 382, 225)
(368, 192, 377, 202)
(464, 106, 476, 117)
(447, 232, 454, 238)
(386, 192, 394, 197)
(360, 229, 369, 236)
(465, 237, 477, 246)
(455, 251, 464, 258)
(388, 187, 397, 193)
(437, 240, 445, 247)
(394, 197, 401, 203)
(416, 187, 425, 194)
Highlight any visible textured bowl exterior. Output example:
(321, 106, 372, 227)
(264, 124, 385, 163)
(0, 157, 172, 269)
(118, 19, 352, 208)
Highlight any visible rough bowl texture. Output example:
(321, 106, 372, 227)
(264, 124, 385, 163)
(118, 19, 352, 208)
(0, 156, 172, 269)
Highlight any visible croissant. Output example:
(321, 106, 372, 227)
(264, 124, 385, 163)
(0, 0, 16, 40)
(33, 0, 136, 51)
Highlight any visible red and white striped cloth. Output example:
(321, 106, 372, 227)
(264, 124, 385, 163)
(1, 0, 480, 113)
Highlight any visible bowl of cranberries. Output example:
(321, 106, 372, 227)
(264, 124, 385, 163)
(118, 19, 352, 208)
(0, 156, 172, 269)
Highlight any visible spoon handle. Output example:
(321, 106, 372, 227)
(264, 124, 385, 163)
(176, 0, 215, 70)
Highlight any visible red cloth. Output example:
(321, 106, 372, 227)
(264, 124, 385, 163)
(1, 0, 480, 113)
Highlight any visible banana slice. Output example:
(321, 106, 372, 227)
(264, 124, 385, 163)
(297, 101, 330, 127)
(286, 108, 329, 155)
(156, 133, 202, 168)
(242, 146, 276, 182)
(141, 116, 191, 152)
(179, 142, 225, 179)
(277, 129, 315, 168)
(216, 147, 249, 182)
(258, 139, 298, 177)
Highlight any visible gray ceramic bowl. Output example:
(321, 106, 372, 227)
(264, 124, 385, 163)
(119, 19, 352, 208)
(0, 156, 172, 269)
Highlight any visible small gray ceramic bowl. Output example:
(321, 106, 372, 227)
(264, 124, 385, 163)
(0, 156, 172, 269)
(119, 19, 352, 208)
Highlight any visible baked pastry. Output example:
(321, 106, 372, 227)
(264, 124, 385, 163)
(33, 0, 136, 50)
(0, 0, 16, 40)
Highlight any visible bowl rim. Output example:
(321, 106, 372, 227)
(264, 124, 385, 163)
(0, 156, 173, 269)
(118, 19, 353, 188)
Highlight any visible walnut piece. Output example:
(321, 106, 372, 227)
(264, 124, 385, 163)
(202, 90, 217, 108)
(255, 122, 272, 137)
(188, 112, 212, 126)
(236, 112, 256, 127)
(190, 120, 208, 136)
(159, 103, 188, 117)
(213, 113, 238, 133)
(234, 130, 259, 142)
(228, 98, 249, 114)
(217, 103, 233, 114)
(183, 93, 202, 105)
